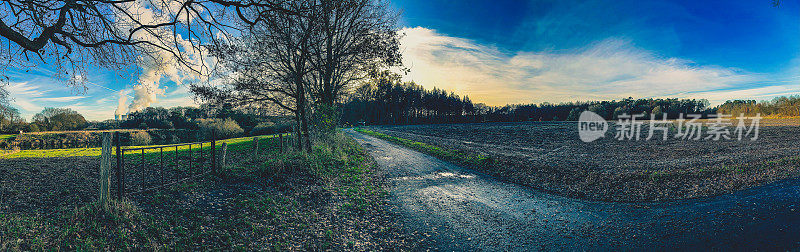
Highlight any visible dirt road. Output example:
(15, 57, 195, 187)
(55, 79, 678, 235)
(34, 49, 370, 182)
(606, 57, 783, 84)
(346, 129, 800, 250)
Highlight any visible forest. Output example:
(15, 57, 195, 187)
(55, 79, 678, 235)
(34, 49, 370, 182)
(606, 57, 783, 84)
(341, 72, 800, 125)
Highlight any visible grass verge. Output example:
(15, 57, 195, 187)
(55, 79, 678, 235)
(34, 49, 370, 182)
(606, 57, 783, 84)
(355, 128, 493, 168)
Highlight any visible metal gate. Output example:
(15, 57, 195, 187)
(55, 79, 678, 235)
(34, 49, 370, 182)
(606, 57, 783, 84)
(113, 131, 217, 200)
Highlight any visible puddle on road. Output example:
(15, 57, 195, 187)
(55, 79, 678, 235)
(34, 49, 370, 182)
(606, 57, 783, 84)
(393, 172, 476, 181)
(438, 172, 474, 178)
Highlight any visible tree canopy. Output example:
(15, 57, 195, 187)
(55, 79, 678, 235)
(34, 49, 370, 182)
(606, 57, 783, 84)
(32, 107, 86, 131)
(0, 0, 296, 99)
(192, 0, 402, 152)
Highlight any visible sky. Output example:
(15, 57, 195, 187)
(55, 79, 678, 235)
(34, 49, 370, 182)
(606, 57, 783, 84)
(391, 0, 800, 106)
(6, 0, 800, 121)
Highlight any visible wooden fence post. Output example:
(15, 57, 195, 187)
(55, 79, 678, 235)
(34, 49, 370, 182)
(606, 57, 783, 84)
(254, 137, 259, 154)
(188, 144, 192, 171)
(174, 146, 179, 184)
(160, 147, 164, 185)
(211, 129, 216, 176)
(220, 142, 228, 168)
(100, 132, 112, 206)
(279, 134, 284, 152)
(114, 132, 123, 200)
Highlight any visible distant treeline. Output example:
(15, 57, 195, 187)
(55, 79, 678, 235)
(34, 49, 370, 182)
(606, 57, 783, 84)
(342, 72, 478, 125)
(342, 73, 800, 125)
(0, 107, 88, 134)
(716, 96, 800, 117)
(101, 105, 293, 137)
(0, 102, 293, 137)
(0, 129, 205, 150)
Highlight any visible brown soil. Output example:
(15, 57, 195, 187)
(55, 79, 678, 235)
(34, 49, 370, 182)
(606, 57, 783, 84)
(367, 119, 800, 202)
(0, 157, 99, 215)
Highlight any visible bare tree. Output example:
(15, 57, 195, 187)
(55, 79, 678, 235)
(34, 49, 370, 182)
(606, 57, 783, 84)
(0, 103, 20, 131)
(193, 0, 402, 152)
(308, 0, 402, 107)
(0, 0, 292, 95)
(194, 0, 319, 153)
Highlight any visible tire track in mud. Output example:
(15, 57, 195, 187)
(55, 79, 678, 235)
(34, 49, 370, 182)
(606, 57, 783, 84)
(346, 129, 800, 250)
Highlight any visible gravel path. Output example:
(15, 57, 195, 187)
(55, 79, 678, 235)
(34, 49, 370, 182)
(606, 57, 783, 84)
(346, 129, 800, 250)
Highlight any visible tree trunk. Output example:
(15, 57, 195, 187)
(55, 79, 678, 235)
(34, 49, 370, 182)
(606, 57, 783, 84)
(294, 113, 303, 151)
(99, 132, 112, 207)
(321, 18, 335, 108)
(300, 109, 312, 153)
(296, 73, 312, 153)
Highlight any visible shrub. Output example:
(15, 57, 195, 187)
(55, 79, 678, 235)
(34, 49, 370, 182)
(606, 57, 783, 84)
(652, 106, 664, 119)
(130, 131, 152, 146)
(145, 119, 173, 129)
(566, 108, 581, 121)
(26, 123, 40, 132)
(197, 118, 244, 139)
(311, 104, 340, 139)
(250, 121, 291, 136)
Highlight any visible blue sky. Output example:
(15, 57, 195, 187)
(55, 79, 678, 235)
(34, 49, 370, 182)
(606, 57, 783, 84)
(7, 0, 800, 121)
(394, 0, 799, 73)
(392, 0, 800, 106)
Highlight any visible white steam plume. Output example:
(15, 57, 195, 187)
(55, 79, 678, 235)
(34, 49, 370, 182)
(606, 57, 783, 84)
(128, 78, 165, 112)
(116, 0, 209, 113)
(115, 90, 129, 116)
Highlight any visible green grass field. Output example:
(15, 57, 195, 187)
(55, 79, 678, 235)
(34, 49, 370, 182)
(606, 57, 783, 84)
(0, 134, 283, 159)
(0, 134, 15, 140)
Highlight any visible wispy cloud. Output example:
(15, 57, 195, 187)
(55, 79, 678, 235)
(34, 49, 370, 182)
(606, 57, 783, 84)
(6, 76, 119, 121)
(399, 27, 799, 106)
(7, 82, 46, 112)
(7, 82, 45, 97)
(33, 96, 87, 102)
(64, 102, 117, 121)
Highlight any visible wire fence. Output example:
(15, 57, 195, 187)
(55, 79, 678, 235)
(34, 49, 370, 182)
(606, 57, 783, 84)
(94, 131, 297, 202)
(112, 131, 218, 200)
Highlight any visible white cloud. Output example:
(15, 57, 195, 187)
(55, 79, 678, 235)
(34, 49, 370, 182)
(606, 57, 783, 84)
(7, 82, 46, 112)
(399, 27, 797, 106)
(65, 102, 117, 122)
(6, 78, 119, 121)
(115, 0, 212, 113)
(34, 96, 86, 102)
